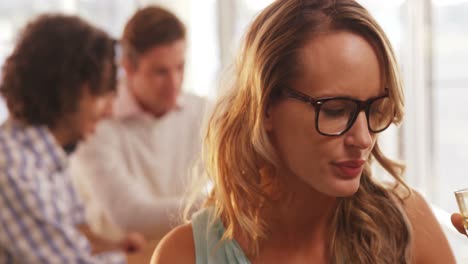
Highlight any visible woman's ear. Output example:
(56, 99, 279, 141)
(264, 105, 274, 132)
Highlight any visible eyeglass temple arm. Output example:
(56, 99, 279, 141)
(284, 88, 316, 105)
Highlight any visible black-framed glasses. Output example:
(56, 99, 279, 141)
(283, 88, 395, 136)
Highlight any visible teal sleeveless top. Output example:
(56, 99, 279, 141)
(192, 207, 251, 264)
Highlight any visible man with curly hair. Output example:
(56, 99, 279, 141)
(0, 14, 145, 263)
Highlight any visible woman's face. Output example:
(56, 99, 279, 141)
(266, 30, 386, 197)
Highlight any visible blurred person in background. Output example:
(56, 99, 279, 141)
(0, 14, 145, 263)
(70, 5, 207, 245)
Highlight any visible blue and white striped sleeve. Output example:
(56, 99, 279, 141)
(0, 167, 125, 264)
(0, 160, 125, 263)
(0, 167, 127, 264)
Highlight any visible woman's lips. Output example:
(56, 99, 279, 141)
(332, 160, 365, 179)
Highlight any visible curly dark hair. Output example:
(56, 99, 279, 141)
(0, 14, 117, 128)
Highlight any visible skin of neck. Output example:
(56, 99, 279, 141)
(50, 121, 73, 148)
(126, 81, 168, 119)
(260, 167, 338, 249)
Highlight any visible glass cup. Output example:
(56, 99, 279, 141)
(454, 188, 468, 233)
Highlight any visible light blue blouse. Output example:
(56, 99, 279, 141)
(192, 207, 251, 264)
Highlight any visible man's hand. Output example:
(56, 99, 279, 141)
(78, 224, 146, 254)
(119, 232, 146, 254)
(451, 213, 466, 235)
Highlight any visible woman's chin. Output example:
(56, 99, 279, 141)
(329, 178, 361, 198)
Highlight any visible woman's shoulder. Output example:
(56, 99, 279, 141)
(151, 223, 196, 264)
(150, 207, 216, 264)
(389, 185, 456, 263)
(385, 184, 443, 231)
(385, 183, 435, 215)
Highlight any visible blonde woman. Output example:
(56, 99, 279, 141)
(152, 0, 455, 263)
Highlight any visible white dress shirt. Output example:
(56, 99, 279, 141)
(70, 88, 207, 241)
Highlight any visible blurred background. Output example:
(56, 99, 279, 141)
(0, 0, 467, 261)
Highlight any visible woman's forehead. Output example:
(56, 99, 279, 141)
(291, 31, 384, 99)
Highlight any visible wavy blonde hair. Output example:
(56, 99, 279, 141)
(190, 0, 412, 262)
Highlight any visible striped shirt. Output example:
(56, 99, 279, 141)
(0, 120, 125, 263)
